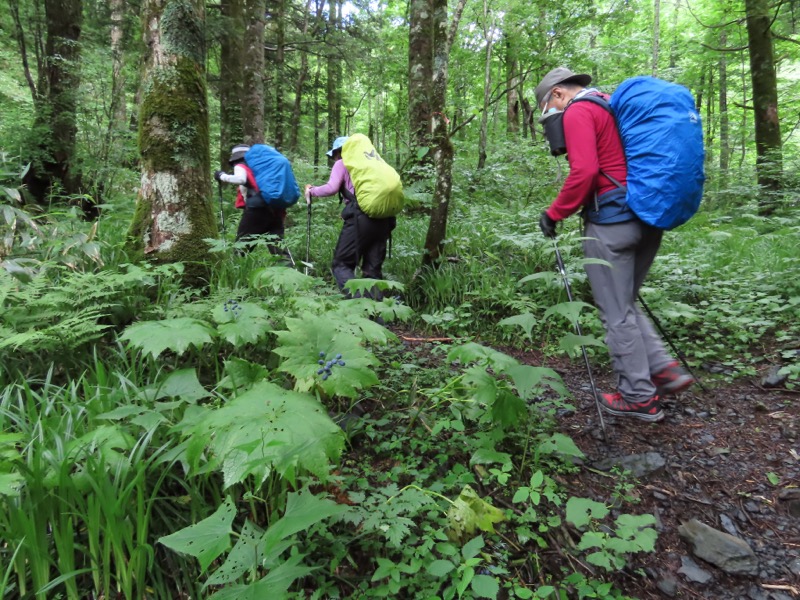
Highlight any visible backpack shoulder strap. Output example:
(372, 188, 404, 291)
(569, 93, 625, 190)
(239, 164, 259, 192)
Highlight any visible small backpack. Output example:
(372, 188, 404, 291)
(576, 76, 705, 230)
(242, 145, 300, 209)
(341, 134, 404, 218)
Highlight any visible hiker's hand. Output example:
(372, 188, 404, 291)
(304, 185, 313, 204)
(214, 170, 224, 182)
(539, 212, 557, 238)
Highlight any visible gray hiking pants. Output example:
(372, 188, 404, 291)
(583, 219, 674, 402)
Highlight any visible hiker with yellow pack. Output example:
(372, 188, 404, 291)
(306, 134, 404, 298)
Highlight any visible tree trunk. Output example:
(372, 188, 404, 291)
(326, 0, 341, 145)
(289, 0, 315, 153)
(220, 0, 244, 167)
(128, 0, 216, 282)
(651, 0, 661, 76)
(476, 2, 494, 170)
(273, 0, 286, 148)
(242, 0, 266, 144)
(505, 33, 519, 137)
(745, 0, 782, 206)
(422, 0, 453, 266)
(718, 31, 730, 175)
(407, 0, 433, 175)
(22, 0, 86, 212)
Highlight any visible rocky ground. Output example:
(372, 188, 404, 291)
(554, 361, 800, 600)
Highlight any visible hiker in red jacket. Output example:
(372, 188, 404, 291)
(214, 144, 286, 255)
(535, 67, 694, 422)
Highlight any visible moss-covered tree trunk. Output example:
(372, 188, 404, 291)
(22, 0, 87, 213)
(220, 0, 245, 167)
(407, 0, 433, 180)
(242, 0, 266, 144)
(745, 0, 782, 211)
(127, 0, 217, 281)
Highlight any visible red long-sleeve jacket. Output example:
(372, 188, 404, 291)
(545, 94, 628, 222)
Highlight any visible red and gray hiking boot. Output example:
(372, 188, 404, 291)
(652, 361, 695, 396)
(600, 392, 665, 422)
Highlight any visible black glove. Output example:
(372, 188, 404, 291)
(214, 170, 224, 182)
(539, 211, 557, 238)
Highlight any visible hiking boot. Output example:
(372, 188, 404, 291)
(652, 361, 695, 396)
(600, 392, 664, 422)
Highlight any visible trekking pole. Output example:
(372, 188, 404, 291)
(217, 181, 226, 239)
(304, 191, 312, 275)
(637, 293, 708, 393)
(552, 238, 608, 442)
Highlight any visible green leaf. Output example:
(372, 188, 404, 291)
(565, 497, 609, 529)
(471, 574, 500, 598)
(766, 472, 780, 486)
(179, 381, 344, 484)
(447, 343, 519, 371)
(559, 333, 605, 354)
(204, 519, 265, 587)
(544, 301, 595, 325)
(213, 302, 272, 346)
(120, 317, 215, 358)
(536, 433, 585, 459)
(512, 488, 529, 503)
(263, 489, 348, 552)
(155, 368, 211, 402)
(498, 313, 538, 341)
(0, 472, 24, 497)
(462, 535, 485, 560)
(251, 266, 316, 294)
(506, 364, 566, 399)
(427, 559, 456, 577)
(447, 486, 505, 542)
(274, 316, 379, 398)
(469, 448, 511, 466)
(159, 498, 236, 572)
(490, 390, 526, 427)
(219, 358, 269, 390)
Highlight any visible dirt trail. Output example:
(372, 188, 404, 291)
(556, 363, 800, 599)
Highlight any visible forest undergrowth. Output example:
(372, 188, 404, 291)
(1, 185, 799, 599)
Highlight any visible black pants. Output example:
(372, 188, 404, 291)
(236, 207, 287, 256)
(332, 202, 396, 298)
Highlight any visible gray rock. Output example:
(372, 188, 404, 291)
(592, 452, 667, 479)
(656, 575, 679, 596)
(719, 513, 739, 537)
(761, 365, 788, 388)
(678, 518, 759, 575)
(678, 555, 713, 583)
(788, 557, 800, 576)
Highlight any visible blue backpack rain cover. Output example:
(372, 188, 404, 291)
(609, 76, 705, 230)
(243, 145, 300, 209)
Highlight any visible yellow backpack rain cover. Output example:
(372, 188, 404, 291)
(341, 134, 404, 218)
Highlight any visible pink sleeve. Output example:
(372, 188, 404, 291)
(309, 160, 354, 198)
(546, 105, 601, 221)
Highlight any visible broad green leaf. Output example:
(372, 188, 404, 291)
(559, 333, 605, 354)
(471, 574, 500, 598)
(219, 358, 269, 390)
(448, 343, 520, 371)
(274, 316, 379, 398)
(490, 390, 526, 427)
(120, 317, 215, 358)
(446, 486, 505, 542)
(206, 553, 315, 600)
(427, 559, 456, 577)
(506, 364, 566, 399)
(463, 366, 497, 405)
(462, 535, 485, 560)
(544, 301, 595, 325)
(537, 433, 585, 459)
(180, 381, 344, 484)
(159, 498, 236, 572)
(212, 302, 272, 346)
(498, 313, 538, 341)
(251, 266, 316, 294)
(469, 448, 511, 466)
(343, 278, 404, 296)
(204, 519, 265, 588)
(155, 368, 211, 402)
(565, 497, 608, 529)
(0, 472, 24, 497)
(263, 489, 348, 552)
(518, 271, 558, 287)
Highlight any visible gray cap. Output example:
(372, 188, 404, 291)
(534, 67, 592, 106)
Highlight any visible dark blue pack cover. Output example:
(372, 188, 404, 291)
(610, 76, 705, 230)
(243, 145, 300, 209)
